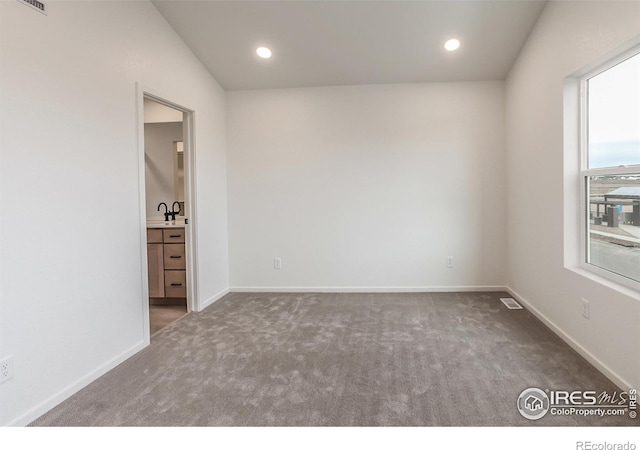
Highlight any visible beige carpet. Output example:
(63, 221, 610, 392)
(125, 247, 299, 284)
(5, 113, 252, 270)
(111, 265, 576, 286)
(31, 292, 635, 426)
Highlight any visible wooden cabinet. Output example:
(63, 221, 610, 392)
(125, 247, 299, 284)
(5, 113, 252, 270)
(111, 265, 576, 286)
(147, 227, 186, 299)
(147, 229, 164, 298)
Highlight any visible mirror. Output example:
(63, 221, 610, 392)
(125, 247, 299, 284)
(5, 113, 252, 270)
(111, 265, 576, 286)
(174, 141, 185, 216)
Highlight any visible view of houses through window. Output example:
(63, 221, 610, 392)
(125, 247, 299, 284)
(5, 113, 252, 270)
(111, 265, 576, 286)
(587, 175, 640, 281)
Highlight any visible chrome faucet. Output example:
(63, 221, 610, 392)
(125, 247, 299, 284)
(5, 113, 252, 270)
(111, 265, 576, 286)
(157, 202, 170, 221)
(170, 201, 182, 221)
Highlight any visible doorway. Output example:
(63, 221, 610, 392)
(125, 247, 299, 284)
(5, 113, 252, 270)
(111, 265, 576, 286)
(139, 90, 198, 341)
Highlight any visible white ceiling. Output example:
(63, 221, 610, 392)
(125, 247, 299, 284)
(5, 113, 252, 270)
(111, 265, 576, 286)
(153, 0, 547, 91)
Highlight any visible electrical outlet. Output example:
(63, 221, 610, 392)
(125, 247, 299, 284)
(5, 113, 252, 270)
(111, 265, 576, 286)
(274, 258, 282, 270)
(0, 356, 13, 384)
(582, 298, 590, 319)
(446, 256, 454, 268)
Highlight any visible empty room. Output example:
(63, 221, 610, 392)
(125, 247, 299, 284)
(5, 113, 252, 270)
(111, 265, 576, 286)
(0, 0, 639, 444)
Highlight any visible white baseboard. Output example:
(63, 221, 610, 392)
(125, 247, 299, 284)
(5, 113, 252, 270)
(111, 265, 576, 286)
(230, 285, 507, 293)
(199, 287, 231, 310)
(506, 286, 631, 391)
(5, 340, 147, 427)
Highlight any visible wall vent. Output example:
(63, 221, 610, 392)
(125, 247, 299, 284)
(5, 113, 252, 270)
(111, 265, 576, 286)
(17, 0, 47, 15)
(500, 297, 523, 310)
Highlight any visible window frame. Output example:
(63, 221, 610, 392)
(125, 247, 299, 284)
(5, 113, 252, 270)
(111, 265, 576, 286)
(578, 45, 640, 291)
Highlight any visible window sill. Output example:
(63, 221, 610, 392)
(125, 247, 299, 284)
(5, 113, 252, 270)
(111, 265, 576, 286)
(567, 265, 640, 300)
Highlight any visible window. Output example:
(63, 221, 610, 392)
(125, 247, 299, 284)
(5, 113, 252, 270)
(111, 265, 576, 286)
(581, 49, 640, 285)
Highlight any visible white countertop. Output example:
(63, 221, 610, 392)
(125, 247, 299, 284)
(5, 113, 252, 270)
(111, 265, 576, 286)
(146, 218, 186, 228)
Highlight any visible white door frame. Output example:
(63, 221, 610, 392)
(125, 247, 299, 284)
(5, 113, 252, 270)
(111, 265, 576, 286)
(136, 83, 199, 345)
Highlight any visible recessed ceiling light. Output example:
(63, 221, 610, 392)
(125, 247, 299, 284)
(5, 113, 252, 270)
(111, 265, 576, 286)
(444, 39, 461, 52)
(256, 47, 272, 59)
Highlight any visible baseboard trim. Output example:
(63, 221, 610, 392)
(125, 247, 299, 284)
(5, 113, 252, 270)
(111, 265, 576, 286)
(199, 287, 231, 310)
(230, 285, 508, 293)
(5, 340, 147, 427)
(506, 286, 632, 391)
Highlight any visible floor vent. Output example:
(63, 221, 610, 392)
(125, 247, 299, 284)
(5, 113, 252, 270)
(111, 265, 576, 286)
(500, 297, 523, 310)
(17, 0, 48, 15)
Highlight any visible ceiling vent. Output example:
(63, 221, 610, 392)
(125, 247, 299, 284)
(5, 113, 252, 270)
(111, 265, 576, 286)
(500, 297, 523, 310)
(17, 0, 47, 15)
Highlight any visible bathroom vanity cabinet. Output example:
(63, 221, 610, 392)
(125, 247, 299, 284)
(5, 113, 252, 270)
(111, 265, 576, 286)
(147, 227, 186, 298)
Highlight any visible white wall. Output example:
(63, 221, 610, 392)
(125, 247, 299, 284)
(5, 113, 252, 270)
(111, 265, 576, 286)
(227, 82, 506, 290)
(505, 1, 640, 389)
(144, 122, 182, 219)
(0, 1, 229, 425)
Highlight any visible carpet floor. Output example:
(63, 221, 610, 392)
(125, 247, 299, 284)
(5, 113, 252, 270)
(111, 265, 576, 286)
(31, 292, 635, 426)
